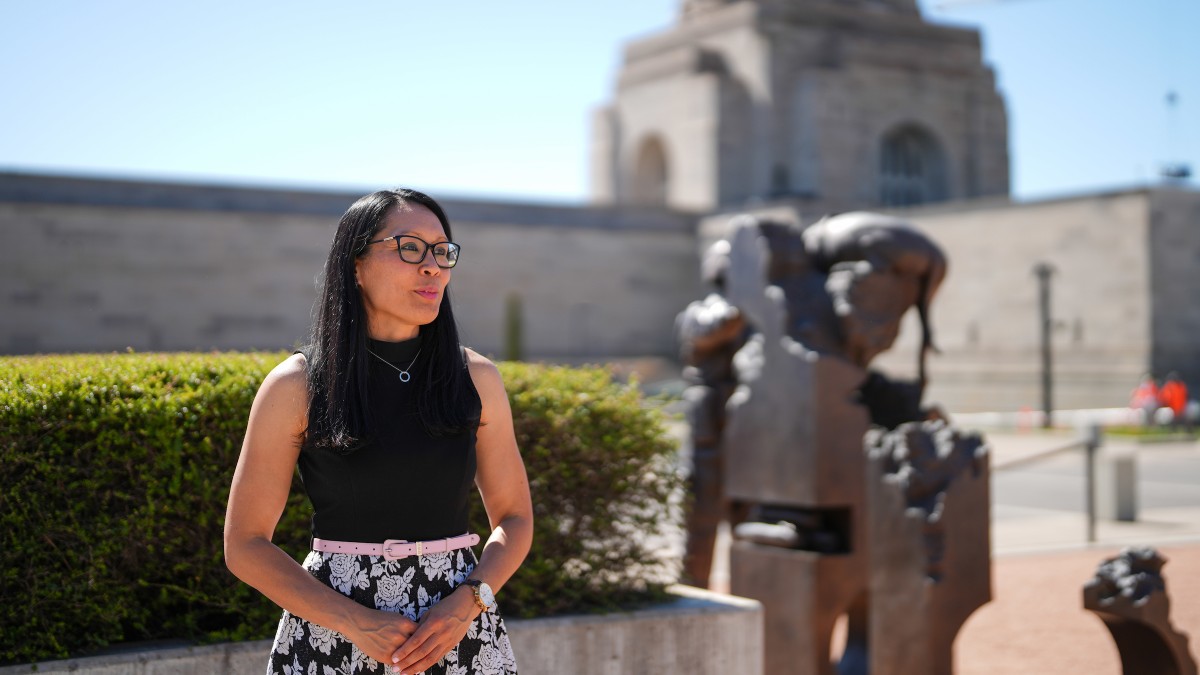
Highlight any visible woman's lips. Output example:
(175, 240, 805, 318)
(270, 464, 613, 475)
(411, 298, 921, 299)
(414, 289, 440, 301)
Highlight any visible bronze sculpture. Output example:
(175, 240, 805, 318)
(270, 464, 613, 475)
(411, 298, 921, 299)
(678, 212, 989, 674)
(1084, 547, 1198, 675)
(675, 240, 751, 587)
(800, 211, 947, 385)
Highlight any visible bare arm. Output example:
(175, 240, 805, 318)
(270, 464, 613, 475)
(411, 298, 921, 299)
(391, 349, 534, 673)
(223, 354, 417, 666)
(461, 349, 534, 592)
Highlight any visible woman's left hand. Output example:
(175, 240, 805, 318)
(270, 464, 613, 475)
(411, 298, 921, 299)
(388, 585, 479, 674)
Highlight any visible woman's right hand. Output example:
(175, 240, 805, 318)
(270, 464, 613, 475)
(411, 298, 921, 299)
(346, 608, 420, 671)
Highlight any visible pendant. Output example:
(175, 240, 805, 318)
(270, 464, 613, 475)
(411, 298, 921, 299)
(398, 371, 411, 383)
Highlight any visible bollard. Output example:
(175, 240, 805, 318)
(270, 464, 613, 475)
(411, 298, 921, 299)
(1096, 450, 1138, 522)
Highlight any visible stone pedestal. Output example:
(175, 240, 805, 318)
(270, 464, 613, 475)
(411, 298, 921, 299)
(731, 543, 865, 675)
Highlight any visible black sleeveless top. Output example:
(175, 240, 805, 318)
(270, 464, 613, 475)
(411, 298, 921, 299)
(297, 335, 480, 543)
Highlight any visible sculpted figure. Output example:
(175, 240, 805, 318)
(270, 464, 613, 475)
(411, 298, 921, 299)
(675, 240, 750, 587)
(802, 211, 947, 384)
(1084, 548, 1198, 675)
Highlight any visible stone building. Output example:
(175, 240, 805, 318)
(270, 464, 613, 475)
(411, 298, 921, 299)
(2, 0, 1197, 413)
(591, 0, 1009, 214)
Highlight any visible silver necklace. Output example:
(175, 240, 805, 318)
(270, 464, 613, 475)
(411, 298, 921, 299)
(367, 348, 421, 383)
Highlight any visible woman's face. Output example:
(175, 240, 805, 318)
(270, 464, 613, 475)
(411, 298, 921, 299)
(354, 203, 451, 340)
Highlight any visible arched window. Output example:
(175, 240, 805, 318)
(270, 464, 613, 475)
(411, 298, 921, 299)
(632, 137, 669, 207)
(879, 125, 947, 207)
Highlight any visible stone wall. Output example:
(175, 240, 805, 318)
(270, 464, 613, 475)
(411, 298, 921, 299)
(1149, 188, 1200, 385)
(1, 200, 329, 354)
(450, 210, 700, 358)
(5, 172, 1197, 413)
(0, 173, 699, 359)
(877, 190, 1156, 412)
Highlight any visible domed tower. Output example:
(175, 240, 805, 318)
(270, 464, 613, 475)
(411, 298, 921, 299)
(591, 0, 1009, 213)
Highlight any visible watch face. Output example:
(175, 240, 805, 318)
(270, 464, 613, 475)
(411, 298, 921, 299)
(478, 582, 496, 608)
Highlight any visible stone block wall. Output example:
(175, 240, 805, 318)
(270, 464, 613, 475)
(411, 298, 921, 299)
(0, 201, 330, 354)
(1149, 189, 1200, 384)
(449, 212, 700, 358)
(4, 172, 1195, 414)
(875, 190, 1155, 412)
(0, 174, 699, 359)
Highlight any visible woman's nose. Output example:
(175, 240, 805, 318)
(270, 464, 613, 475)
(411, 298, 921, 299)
(419, 254, 441, 275)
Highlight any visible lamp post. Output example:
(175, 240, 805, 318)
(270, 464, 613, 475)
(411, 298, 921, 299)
(1033, 262, 1056, 429)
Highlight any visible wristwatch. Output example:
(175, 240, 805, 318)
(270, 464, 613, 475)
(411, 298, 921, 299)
(464, 579, 497, 613)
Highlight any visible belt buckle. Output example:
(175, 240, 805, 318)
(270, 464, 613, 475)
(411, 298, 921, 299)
(382, 539, 407, 561)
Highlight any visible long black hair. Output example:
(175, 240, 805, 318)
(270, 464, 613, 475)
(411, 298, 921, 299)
(303, 188, 480, 453)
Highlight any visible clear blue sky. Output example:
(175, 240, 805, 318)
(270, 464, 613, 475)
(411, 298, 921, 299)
(1, 0, 1195, 204)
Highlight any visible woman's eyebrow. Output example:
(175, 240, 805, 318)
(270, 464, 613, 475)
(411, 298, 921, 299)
(394, 231, 450, 243)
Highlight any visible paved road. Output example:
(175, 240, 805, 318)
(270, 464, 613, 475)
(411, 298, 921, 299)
(986, 430, 1200, 554)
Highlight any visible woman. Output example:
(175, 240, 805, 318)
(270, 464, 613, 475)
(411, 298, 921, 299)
(225, 188, 532, 675)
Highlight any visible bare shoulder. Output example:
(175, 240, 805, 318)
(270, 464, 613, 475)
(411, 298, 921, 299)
(267, 352, 309, 387)
(463, 347, 510, 413)
(464, 347, 502, 389)
(254, 353, 310, 417)
(463, 349, 514, 432)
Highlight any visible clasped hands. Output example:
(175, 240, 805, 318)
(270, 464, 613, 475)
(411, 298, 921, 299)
(350, 585, 480, 674)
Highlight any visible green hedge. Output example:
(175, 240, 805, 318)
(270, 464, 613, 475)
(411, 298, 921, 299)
(0, 353, 682, 665)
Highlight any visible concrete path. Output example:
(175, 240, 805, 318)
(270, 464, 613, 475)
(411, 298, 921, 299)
(987, 429, 1200, 552)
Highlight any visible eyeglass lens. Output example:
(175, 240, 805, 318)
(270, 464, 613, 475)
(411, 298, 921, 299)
(395, 236, 459, 268)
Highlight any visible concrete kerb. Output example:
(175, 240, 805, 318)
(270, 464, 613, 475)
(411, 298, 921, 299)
(0, 640, 272, 675)
(0, 585, 762, 675)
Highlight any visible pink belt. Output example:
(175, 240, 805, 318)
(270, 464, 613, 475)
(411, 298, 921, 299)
(313, 533, 480, 560)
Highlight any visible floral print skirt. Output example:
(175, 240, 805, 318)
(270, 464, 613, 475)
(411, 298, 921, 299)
(268, 547, 518, 675)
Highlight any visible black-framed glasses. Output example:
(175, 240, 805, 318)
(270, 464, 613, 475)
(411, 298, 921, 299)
(365, 235, 461, 269)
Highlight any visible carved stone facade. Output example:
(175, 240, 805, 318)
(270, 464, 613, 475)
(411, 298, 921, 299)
(592, 0, 1009, 213)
